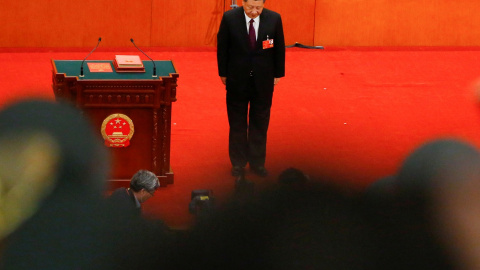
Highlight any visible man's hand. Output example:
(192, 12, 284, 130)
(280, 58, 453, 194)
(220, 77, 227, 85)
(274, 78, 281, 85)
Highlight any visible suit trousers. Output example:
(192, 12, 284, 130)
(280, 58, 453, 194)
(226, 76, 273, 167)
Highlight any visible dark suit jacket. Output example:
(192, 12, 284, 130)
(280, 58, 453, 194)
(108, 187, 141, 216)
(217, 7, 285, 96)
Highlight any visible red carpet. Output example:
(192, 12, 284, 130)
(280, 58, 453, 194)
(1, 47, 480, 228)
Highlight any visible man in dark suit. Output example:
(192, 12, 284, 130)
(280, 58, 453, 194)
(217, 0, 285, 177)
(108, 169, 160, 216)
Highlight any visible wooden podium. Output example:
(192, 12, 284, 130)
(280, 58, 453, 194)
(52, 59, 178, 188)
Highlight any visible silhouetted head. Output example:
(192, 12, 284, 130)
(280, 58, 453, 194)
(0, 99, 108, 239)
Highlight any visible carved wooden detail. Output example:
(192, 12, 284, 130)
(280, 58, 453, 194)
(152, 110, 159, 172)
(81, 93, 156, 106)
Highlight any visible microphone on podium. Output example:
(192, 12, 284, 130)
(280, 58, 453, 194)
(130, 38, 157, 77)
(80, 37, 102, 77)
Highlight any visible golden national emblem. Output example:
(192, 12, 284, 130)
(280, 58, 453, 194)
(101, 114, 134, 147)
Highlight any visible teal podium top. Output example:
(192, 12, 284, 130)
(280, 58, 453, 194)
(52, 60, 176, 80)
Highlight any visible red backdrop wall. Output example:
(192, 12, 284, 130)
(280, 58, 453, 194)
(1, 0, 479, 47)
(315, 0, 480, 46)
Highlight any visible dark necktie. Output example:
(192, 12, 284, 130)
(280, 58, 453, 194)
(249, 19, 256, 50)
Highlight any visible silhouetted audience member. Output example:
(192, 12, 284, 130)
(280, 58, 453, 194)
(0, 100, 171, 270)
(401, 139, 480, 270)
(364, 174, 397, 199)
(108, 169, 160, 216)
(173, 179, 379, 270)
(278, 167, 309, 187)
(364, 138, 480, 270)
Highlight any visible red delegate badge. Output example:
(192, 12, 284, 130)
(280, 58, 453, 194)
(263, 37, 274, 49)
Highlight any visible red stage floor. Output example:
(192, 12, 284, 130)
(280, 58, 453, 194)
(1, 47, 480, 228)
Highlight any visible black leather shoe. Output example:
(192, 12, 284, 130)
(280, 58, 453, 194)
(231, 166, 245, 177)
(250, 165, 268, 177)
